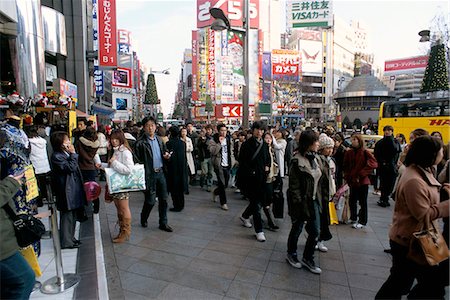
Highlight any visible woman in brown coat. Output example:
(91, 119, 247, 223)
(376, 136, 449, 299)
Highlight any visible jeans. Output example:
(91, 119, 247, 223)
(375, 240, 446, 299)
(349, 185, 369, 225)
(143, 171, 168, 225)
(0, 251, 35, 300)
(214, 167, 230, 205)
(287, 200, 320, 260)
(200, 158, 213, 188)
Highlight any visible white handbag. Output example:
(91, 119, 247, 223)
(104, 164, 146, 194)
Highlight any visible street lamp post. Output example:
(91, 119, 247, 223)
(210, 1, 250, 128)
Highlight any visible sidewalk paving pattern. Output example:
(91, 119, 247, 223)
(101, 184, 396, 300)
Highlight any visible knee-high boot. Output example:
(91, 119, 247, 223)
(113, 213, 123, 240)
(263, 206, 279, 231)
(140, 202, 153, 228)
(113, 217, 131, 243)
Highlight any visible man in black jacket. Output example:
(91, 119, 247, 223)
(134, 116, 173, 232)
(374, 125, 401, 207)
(238, 121, 271, 242)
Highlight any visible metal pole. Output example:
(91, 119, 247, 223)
(242, 0, 250, 128)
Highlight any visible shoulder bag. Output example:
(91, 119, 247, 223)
(2, 204, 45, 248)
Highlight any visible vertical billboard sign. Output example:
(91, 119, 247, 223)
(118, 29, 131, 55)
(271, 49, 301, 82)
(98, 0, 117, 68)
(192, 30, 198, 101)
(198, 29, 208, 102)
(262, 52, 272, 104)
(288, 0, 333, 28)
(228, 31, 245, 85)
(197, 0, 259, 29)
(93, 0, 104, 96)
(258, 29, 263, 102)
(208, 28, 216, 100)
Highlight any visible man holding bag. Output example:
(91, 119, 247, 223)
(135, 117, 173, 232)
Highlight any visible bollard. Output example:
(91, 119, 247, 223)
(41, 177, 54, 239)
(40, 196, 80, 294)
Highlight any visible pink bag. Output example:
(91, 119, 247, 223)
(84, 181, 101, 202)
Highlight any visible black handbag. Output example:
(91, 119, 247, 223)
(2, 204, 45, 247)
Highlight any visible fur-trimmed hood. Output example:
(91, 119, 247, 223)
(79, 136, 100, 148)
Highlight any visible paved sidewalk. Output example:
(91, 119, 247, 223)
(101, 183, 399, 300)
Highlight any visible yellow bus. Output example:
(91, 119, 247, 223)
(378, 99, 450, 144)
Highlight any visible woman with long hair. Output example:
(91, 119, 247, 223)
(263, 132, 279, 230)
(343, 133, 378, 229)
(180, 127, 195, 189)
(376, 136, 449, 299)
(286, 130, 326, 274)
(107, 130, 134, 243)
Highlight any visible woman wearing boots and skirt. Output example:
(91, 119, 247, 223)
(107, 130, 134, 243)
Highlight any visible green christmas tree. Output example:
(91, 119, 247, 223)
(421, 43, 449, 93)
(205, 95, 214, 113)
(144, 74, 158, 104)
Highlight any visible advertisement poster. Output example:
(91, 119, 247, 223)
(288, 0, 333, 29)
(228, 31, 245, 85)
(25, 165, 39, 202)
(192, 31, 198, 101)
(271, 49, 301, 82)
(116, 98, 127, 110)
(208, 28, 216, 100)
(112, 68, 132, 88)
(198, 29, 208, 102)
(300, 39, 322, 74)
(98, 0, 117, 68)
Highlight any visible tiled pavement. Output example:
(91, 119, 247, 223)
(101, 182, 397, 300)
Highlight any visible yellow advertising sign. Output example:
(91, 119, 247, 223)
(24, 165, 39, 202)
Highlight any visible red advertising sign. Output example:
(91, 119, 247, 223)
(216, 104, 242, 118)
(112, 68, 132, 88)
(192, 31, 198, 101)
(271, 49, 300, 82)
(98, 0, 117, 68)
(384, 56, 428, 72)
(208, 28, 216, 99)
(197, 0, 259, 29)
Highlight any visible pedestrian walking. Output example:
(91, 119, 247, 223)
(166, 126, 188, 212)
(238, 121, 271, 242)
(232, 131, 246, 193)
(181, 127, 196, 186)
(262, 132, 279, 231)
(208, 124, 233, 211)
(135, 117, 173, 232)
(286, 130, 325, 274)
(198, 125, 214, 192)
(374, 125, 401, 207)
(343, 133, 378, 229)
(50, 131, 86, 249)
(332, 132, 347, 189)
(107, 130, 134, 243)
(375, 136, 449, 299)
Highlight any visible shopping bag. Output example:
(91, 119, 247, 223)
(329, 202, 339, 225)
(20, 245, 42, 277)
(84, 181, 101, 202)
(105, 164, 146, 194)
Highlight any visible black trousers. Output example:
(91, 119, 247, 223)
(375, 240, 447, 299)
(349, 185, 368, 225)
(242, 193, 263, 233)
(171, 191, 185, 211)
(214, 167, 230, 205)
(379, 165, 397, 204)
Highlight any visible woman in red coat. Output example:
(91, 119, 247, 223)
(343, 133, 378, 229)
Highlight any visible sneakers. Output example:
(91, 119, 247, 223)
(372, 190, 381, 196)
(286, 254, 302, 269)
(240, 216, 252, 228)
(256, 232, 266, 242)
(315, 241, 328, 252)
(235, 188, 241, 193)
(352, 223, 365, 229)
(301, 258, 322, 274)
(221, 204, 229, 211)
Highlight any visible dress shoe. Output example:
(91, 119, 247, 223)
(61, 244, 80, 249)
(159, 224, 173, 232)
(377, 201, 387, 208)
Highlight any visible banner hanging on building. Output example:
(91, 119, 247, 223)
(98, 0, 117, 68)
(271, 49, 301, 82)
(208, 28, 216, 100)
(197, 0, 259, 29)
(192, 30, 198, 101)
(198, 29, 208, 102)
(288, 0, 333, 29)
(118, 29, 132, 55)
(228, 31, 245, 86)
(300, 39, 322, 74)
(384, 56, 429, 72)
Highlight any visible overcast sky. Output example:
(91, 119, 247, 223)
(117, 0, 449, 116)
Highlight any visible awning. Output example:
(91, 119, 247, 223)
(91, 104, 116, 116)
(76, 109, 89, 117)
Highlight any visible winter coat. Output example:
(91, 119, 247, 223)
(333, 144, 346, 188)
(284, 138, 297, 175)
(134, 133, 168, 192)
(390, 165, 449, 264)
(197, 135, 211, 161)
(237, 137, 271, 199)
(76, 137, 100, 171)
(272, 137, 287, 177)
(287, 153, 328, 220)
(166, 137, 188, 193)
(110, 145, 134, 175)
(374, 136, 401, 175)
(183, 136, 196, 175)
(208, 134, 233, 183)
(29, 137, 51, 174)
(343, 147, 378, 187)
(51, 151, 86, 212)
(0, 177, 21, 260)
(97, 132, 108, 156)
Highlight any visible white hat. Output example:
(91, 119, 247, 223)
(319, 134, 335, 149)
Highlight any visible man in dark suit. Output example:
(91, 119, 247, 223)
(134, 116, 173, 232)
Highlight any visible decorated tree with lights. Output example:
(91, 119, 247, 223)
(144, 74, 158, 104)
(421, 43, 449, 93)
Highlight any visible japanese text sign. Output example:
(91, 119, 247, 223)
(98, 0, 117, 68)
(197, 0, 259, 29)
(271, 49, 301, 82)
(288, 0, 333, 28)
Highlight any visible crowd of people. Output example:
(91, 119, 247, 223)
(0, 105, 449, 298)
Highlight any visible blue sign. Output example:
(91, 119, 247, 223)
(94, 63, 104, 96)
